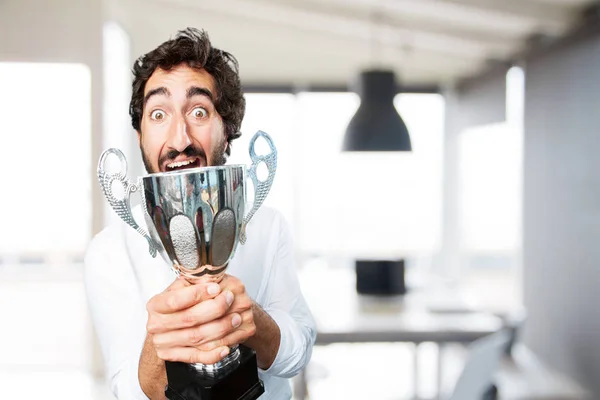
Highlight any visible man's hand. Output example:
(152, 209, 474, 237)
(146, 276, 238, 364)
(139, 274, 280, 398)
(219, 274, 280, 370)
(194, 274, 258, 352)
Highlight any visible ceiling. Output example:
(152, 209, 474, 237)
(115, 0, 597, 89)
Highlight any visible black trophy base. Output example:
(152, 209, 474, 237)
(164, 345, 264, 400)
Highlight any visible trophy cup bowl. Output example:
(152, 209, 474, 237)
(97, 130, 277, 400)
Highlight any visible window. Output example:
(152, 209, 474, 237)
(459, 123, 522, 253)
(228, 93, 297, 227)
(458, 67, 524, 259)
(456, 66, 525, 311)
(237, 91, 445, 259)
(0, 62, 92, 262)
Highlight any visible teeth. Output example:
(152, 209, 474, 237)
(167, 158, 196, 169)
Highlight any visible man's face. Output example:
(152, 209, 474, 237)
(138, 64, 227, 173)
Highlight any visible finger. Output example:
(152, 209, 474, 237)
(198, 328, 254, 351)
(219, 274, 245, 295)
(227, 293, 254, 315)
(151, 289, 234, 333)
(156, 345, 232, 365)
(153, 312, 242, 349)
(198, 310, 255, 351)
(176, 290, 234, 328)
(148, 282, 221, 314)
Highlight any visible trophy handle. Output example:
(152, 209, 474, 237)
(240, 131, 277, 244)
(97, 148, 159, 257)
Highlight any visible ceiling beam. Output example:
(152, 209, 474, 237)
(151, 0, 518, 61)
(291, 0, 577, 36)
(242, 82, 440, 94)
(437, 0, 578, 33)
(125, 8, 485, 87)
(272, 0, 530, 42)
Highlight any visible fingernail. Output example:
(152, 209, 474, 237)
(225, 290, 234, 306)
(207, 283, 219, 296)
(220, 347, 230, 358)
(232, 313, 242, 328)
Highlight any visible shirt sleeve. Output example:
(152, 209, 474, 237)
(83, 227, 150, 400)
(259, 213, 317, 378)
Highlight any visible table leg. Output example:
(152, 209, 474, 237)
(436, 343, 445, 400)
(413, 342, 420, 399)
(294, 367, 308, 400)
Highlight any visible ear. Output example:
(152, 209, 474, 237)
(136, 130, 141, 146)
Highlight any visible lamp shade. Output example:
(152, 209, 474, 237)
(342, 70, 412, 151)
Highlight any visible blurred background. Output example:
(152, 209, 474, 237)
(1, 0, 600, 399)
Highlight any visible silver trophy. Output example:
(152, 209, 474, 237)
(97, 130, 277, 400)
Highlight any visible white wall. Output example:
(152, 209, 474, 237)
(523, 31, 600, 396)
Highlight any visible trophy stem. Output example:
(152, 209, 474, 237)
(176, 263, 228, 285)
(191, 345, 241, 378)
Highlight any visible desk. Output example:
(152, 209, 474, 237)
(296, 265, 504, 399)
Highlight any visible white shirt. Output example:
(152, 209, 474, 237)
(84, 205, 316, 399)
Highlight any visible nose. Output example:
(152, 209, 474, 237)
(166, 117, 192, 152)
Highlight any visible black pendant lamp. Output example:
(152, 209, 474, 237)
(342, 69, 412, 151)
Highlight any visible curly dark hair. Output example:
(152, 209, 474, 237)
(129, 27, 245, 156)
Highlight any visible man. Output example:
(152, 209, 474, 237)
(84, 27, 316, 399)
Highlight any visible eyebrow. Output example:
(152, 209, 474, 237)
(144, 87, 170, 107)
(143, 86, 214, 107)
(186, 86, 214, 103)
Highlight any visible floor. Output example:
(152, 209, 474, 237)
(302, 342, 463, 400)
(1, 368, 115, 400)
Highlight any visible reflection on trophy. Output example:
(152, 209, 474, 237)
(97, 130, 277, 400)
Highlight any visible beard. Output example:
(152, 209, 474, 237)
(140, 136, 228, 174)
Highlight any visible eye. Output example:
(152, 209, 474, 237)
(192, 107, 208, 119)
(150, 110, 165, 121)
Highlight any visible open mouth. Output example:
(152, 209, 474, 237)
(163, 157, 202, 172)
